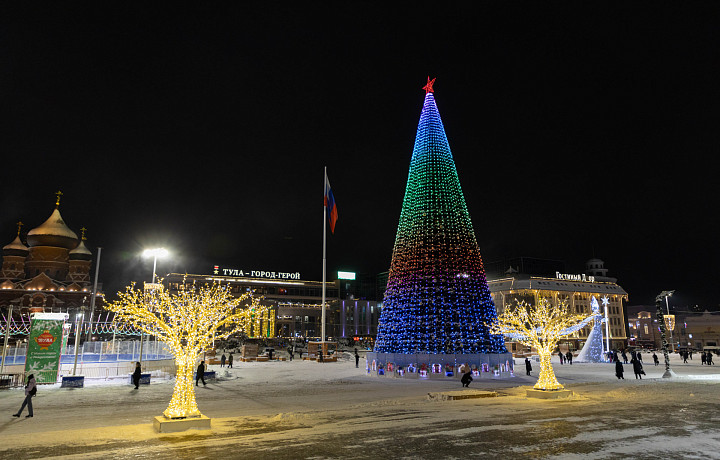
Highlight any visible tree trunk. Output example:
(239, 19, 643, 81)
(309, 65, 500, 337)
(535, 347, 564, 390)
(164, 352, 201, 418)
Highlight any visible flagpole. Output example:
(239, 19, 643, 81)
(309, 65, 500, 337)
(322, 167, 327, 345)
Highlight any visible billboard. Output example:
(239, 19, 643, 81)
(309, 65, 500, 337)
(25, 313, 67, 384)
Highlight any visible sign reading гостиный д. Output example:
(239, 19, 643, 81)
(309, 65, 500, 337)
(25, 313, 67, 384)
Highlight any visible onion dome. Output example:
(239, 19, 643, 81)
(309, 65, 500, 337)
(27, 208, 79, 249)
(3, 235, 29, 256)
(3, 221, 29, 256)
(69, 228, 92, 260)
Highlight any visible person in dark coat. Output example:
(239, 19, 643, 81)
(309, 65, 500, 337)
(653, 353, 659, 366)
(707, 352, 714, 365)
(615, 359, 624, 379)
(621, 350, 629, 364)
(558, 351, 564, 365)
(228, 353, 233, 368)
(566, 351, 573, 365)
(288, 347, 294, 361)
(460, 370, 473, 387)
(354, 350, 360, 368)
(525, 357, 532, 376)
(636, 351, 642, 363)
(701, 352, 707, 365)
(13, 374, 36, 418)
(220, 354, 226, 368)
(196, 361, 206, 386)
(632, 358, 644, 379)
(132, 362, 142, 389)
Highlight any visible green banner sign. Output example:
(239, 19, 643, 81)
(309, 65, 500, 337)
(25, 313, 67, 384)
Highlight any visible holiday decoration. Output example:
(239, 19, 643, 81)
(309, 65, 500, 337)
(488, 298, 591, 390)
(372, 78, 508, 366)
(106, 279, 267, 419)
(574, 296, 608, 363)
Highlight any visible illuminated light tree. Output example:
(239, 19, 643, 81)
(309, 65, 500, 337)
(488, 298, 590, 390)
(374, 77, 507, 356)
(106, 280, 267, 419)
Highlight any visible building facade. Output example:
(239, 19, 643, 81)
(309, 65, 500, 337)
(487, 259, 629, 352)
(164, 270, 381, 341)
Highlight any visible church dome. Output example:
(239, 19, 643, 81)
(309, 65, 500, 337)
(3, 235, 29, 256)
(27, 208, 79, 249)
(69, 239, 92, 260)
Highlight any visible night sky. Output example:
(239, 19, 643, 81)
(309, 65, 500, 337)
(1, 4, 717, 308)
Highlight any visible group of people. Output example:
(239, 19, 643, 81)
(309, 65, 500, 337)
(219, 353, 234, 368)
(557, 350, 573, 365)
(613, 350, 647, 379)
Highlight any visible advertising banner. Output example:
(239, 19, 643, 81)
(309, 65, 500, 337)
(25, 313, 67, 384)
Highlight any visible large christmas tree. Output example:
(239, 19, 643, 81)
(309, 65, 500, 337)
(374, 78, 506, 355)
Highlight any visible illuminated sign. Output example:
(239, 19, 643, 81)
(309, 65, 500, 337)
(338, 271, 356, 280)
(556, 272, 595, 282)
(213, 265, 301, 280)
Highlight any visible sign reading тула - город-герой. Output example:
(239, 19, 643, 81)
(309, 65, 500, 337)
(213, 266, 301, 280)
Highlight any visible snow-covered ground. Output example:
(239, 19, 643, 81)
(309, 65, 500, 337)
(1, 352, 719, 459)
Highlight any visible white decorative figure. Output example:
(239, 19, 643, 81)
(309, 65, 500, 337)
(575, 297, 608, 363)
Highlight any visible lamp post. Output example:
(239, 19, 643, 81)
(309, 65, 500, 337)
(664, 292, 675, 353)
(139, 248, 168, 365)
(656, 290, 677, 378)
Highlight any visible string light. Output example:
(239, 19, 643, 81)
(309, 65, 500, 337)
(374, 85, 506, 355)
(106, 278, 268, 419)
(488, 298, 589, 390)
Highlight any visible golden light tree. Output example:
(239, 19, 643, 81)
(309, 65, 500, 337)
(487, 298, 590, 390)
(106, 279, 268, 418)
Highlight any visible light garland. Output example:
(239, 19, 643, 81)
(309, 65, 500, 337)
(374, 84, 506, 355)
(488, 298, 589, 390)
(106, 278, 268, 419)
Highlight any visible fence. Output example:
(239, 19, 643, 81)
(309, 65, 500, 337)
(1, 339, 174, 366)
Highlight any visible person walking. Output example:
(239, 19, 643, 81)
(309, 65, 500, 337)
(460, 370, 473, 387)
(682, 351, 688, 363)
(566, 351, 573, 365)
(653, 353, 659, 366)
(196, 361, 207, 386)
(621, 350, 628, 364)
(636, 351, 642, 363)
(632, 358, 644, 379)
(707, 352, 714, 365)
(354, 350, 360, 368)
(13, 374, 36, 418)
(701, 352, 707, 365)
(228, 353, 233, 368)
(558, 351, 564, 365)
(615, 359, 624, 379)
(132, 362, 142, 389)
(220, 354, 226, 368)
(525, 357, 532, 376)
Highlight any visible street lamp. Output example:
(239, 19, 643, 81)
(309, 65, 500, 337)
(663, 291, 675, 352)
(656, 290, 677, 378)
(139, 248, 169, 365)
(143, 248, 169, 283)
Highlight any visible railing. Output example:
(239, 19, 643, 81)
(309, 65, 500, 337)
(1, 340, 174, 366)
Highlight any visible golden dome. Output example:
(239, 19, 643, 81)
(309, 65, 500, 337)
(27, 208, 79, 249)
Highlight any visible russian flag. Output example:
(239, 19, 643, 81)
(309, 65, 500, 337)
(324, 171, 338, 234)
